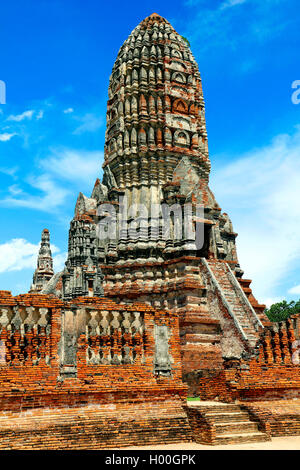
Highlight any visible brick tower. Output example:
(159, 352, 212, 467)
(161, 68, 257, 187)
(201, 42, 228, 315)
(40, 13, 267, 391)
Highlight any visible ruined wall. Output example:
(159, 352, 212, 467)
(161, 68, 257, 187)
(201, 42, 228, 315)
(102, 257, 224, 395)
(196, 317, 300, 402)
(101, 256, 265, 395)
(241, 400, 300, 438)
(0, 290, 188, 406)
(0, 290, 192, 448)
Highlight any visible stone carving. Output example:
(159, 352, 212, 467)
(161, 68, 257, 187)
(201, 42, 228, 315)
(0, 306, 51, 365)
(86, 310, 145, 365)
(61, 310, 78, 375)
(154, 324, 172, 376)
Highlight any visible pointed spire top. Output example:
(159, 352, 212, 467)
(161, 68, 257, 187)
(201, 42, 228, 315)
(39, 228, 52, 257)
(137, 12, 174, 32)
(29, 228, 54, 293)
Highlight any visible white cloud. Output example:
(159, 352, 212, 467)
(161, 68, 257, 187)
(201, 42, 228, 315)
(0, 132, 17, 142)
(63, 107, 74, 114)
(183, 0, 291, 53)
(211, 125, 300, 305)
(7, 110, 34, 122)
(0, 166, 18, 178)
(0, 239, 38, 273)
(36, 110, 44, 120)
(73, 113, 103, 134)
(53, 253, 66, 271)
(264, 297, 285, 308)
(0, 146, 102, 213)
(0, 238, 65, 274)
(0, 174, 70, 212)
(221, 0, 247, 9)
(288, 285, 300, 295)
(8, 184, 23, 196)
(40, 148, 102, 185)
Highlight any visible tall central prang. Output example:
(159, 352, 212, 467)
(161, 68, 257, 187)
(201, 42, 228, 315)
(40, 13, 267, 392)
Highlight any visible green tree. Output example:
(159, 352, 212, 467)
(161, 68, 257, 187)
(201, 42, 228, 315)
(265, 299, 300, 322)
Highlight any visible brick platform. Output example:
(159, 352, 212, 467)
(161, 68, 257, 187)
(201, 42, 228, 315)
(0, 400, 192, 450)
(242, 400, 300, 437)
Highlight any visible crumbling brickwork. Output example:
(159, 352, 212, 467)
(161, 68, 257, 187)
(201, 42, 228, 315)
(37, 14, 268, 393)
(195, 317, 300, 403)
(0, 290, 192, 448)
(241, 401, 300, 437)
(3, 12, 299, 447)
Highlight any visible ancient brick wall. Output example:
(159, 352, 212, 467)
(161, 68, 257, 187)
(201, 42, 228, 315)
(196, 317, 300, 402)
(0, 291, 188, 406)
(0, 399, 193, 449)
(101, 257, 267, 395)
(0, 290, 193, 448)
(241, 400, 300, 438)
(102, 257, 225, 392)
(0, 291, 63, 412)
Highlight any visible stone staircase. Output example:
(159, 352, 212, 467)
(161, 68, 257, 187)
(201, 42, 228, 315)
(204, 259, 263, 346)
(187, 402, 270, 445)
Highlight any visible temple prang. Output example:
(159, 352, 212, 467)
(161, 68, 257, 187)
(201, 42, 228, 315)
(30, 229, 54, 293)
(43, 12, 266, 391)
(0, 13, 299, 449)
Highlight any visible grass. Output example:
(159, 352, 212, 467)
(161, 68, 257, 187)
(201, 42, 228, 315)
(187, 397, 200, 401)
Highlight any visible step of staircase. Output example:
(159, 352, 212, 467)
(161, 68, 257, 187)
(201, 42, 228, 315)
(187, 401, 270, 445)
(214, 432, 269, 445)
(215, 421, 258, 434)
(205, 411, 251, 423)
(189, 403, 240, 413)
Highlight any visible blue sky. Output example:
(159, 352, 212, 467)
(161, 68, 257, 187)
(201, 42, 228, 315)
(0, 0, 300, 305)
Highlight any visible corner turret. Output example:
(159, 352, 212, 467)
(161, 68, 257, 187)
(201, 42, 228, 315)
(30, 229, 54, 292)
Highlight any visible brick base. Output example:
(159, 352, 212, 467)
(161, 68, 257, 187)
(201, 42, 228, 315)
(0, 394, 193, 449)
(241, 399, 300, 438)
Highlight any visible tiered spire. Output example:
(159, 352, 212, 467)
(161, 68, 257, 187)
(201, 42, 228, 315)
(61, 196, 104, 300)
(96, 13, 244, 267)
(48, 13, 245, 301)
(104, 12, 210, 209)
(30, 229, 54, 292)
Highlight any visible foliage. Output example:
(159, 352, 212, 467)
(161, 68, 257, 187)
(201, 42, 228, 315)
(265, 299, 300, 322)
(181, 36, 191, 47)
